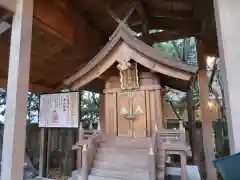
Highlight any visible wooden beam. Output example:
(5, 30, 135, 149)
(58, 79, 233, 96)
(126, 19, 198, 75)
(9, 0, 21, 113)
(144, 30, 199, 44)
(131, 17, 200, 32)
(143, 0, 192, 11)
(70, 0, 108, 39)
(136, 1, 152, 45)
(34, 0, 74, 45)
(136, 1, 149, 35)
(197, 40, 217, 180)
(34, 0, 104, 48)
(0, 77, 57, 93)
(151, 10, 194, 20)
(30, 43, 66, 71)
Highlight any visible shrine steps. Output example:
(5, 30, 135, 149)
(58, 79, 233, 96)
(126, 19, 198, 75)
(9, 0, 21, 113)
(101, 136, 151, 149)
(91, 137, 150, 180)
(72, 136, 154, 180)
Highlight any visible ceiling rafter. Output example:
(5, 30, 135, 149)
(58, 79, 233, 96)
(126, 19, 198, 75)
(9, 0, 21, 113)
(0, 77, 57, 93)
(70, 0, 109, 40)
(136, 0, 151, 44)
(144, 30, 199, 44)
(34, 0, 104, 47)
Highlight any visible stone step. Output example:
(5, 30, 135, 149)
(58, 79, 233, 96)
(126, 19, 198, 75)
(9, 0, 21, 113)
(71, 170, 122, 180)
(96, 150, 148, 160)
(90, 168, 149, 180)
(100, 143, 149, 149)
(97, 147, 148, 154)
(101, 137, 151, 149)
(94, 154, 148, 166)
(89, 175, 122, 180)
(92, 160, 148, 172)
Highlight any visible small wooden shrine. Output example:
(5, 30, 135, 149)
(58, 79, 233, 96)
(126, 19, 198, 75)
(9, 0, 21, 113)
(65, 23, 197, 138)
(67, 22, 197, 180)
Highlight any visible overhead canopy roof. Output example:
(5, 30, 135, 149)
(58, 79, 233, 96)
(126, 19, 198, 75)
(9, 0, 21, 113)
(65, 23, 198, 91)
(0, 0, 217, 92)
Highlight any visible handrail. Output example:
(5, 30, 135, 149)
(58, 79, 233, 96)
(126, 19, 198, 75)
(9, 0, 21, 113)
(81, 129, 104, 180)
(158, 129, 189, 180)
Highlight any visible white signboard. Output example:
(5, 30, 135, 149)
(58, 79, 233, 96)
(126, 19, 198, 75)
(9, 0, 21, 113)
(39, 92, 79, 128)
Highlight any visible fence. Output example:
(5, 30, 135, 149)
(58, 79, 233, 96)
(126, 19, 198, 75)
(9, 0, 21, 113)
(0, 124, 79, 178)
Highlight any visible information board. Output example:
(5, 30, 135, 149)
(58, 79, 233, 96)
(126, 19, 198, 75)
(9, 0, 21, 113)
(39, 92, 79, 128)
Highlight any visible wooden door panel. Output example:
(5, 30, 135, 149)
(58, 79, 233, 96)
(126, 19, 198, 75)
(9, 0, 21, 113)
(132, 91, 147, 137)
(117, 92, 132, 137)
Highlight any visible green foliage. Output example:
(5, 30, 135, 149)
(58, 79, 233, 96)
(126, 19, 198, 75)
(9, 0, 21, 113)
(0, 88, 6, 116)
(80, 91, 100, 128)
(0, 88, 39, 123)
(153, 42, 179, 58)
(153, 38, 198, 116)
(0, 88, 100, 127)
(27, 92, 40, 123)
(153, 38, 197, 65)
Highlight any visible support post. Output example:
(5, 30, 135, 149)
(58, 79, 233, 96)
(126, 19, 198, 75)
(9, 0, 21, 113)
(39, 128, 47, 177)
(197, 41, 217, 180)
(180, 154, 187, 180)
(99, 94, 105, 130)
(1, 0, 33, 180)
(213, 0, 240, 154)
(77, 123, 84, 169)
(148, 145, 156, 180)
(186, 90, 199, 164)
(46, 128, 52, 177)
(82, 144, 88, 180)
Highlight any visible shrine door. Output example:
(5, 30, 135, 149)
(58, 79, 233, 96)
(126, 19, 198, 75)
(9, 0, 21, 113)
(117, 90, 147, 138)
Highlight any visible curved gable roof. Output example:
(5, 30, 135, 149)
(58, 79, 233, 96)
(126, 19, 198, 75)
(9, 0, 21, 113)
(64, 23, 198, 90)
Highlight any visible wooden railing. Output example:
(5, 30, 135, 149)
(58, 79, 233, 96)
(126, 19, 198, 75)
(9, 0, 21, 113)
(149, 122, 158, 180)
(158, 128, 191, 180)
(72, 123, 102, 169)
(81, 130, 103, 180)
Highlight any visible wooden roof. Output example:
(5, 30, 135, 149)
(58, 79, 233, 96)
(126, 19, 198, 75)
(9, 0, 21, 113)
(64, 23, 197, 91)
(0, 0, 217, 93)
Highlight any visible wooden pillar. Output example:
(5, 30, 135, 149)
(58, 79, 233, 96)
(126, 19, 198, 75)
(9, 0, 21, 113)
(1, 0, 33, 179)
(186, 89, 199, 164)
(99, 94, 105, 130)
(213, 0, 240, 154)
(77, 124, 84, 169)
(39, 128, 48, 177)
(180, 154, 187, 180)
(160, 88, 165, 128)
(197, 41, 217, 180)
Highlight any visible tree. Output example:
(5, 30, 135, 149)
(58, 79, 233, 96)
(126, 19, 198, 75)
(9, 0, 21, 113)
(0, 88, 40, 123)
(0, 88, 7, 116)
(153, 38, 197, 65)
(153, 37, 229, 157)
(80, 91, 100, 129)
(153, 38, 198, 116)
(27, 92, 40, 123)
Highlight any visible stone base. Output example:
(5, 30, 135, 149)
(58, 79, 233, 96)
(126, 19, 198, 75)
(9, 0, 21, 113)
(30, 176, 72, 180)
(70, 166, 201, 180)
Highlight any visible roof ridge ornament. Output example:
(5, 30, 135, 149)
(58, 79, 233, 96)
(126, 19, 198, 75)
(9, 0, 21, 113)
(107, 2, 137, 24)
(107, 3, 138, 40)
